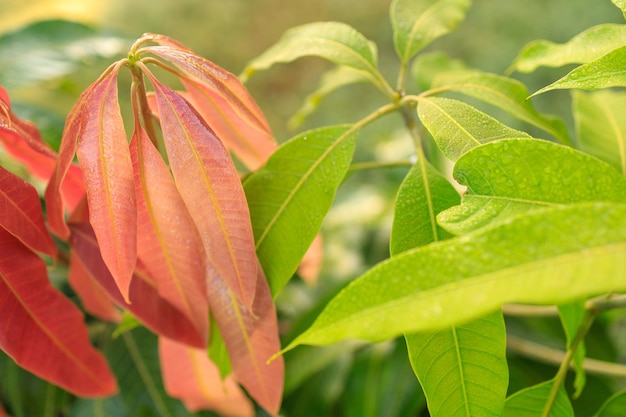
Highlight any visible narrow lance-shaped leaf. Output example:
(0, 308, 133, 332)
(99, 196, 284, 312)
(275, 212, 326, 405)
(240, 22, 388, 92)
(0, 228, 117, 397)
(244, 125, 357, 296)
(431, 71, 571, 144)
(573, 90, 626, 176)
(417, 96, 531, 161)
(131, 117, 209, 343)
(507, 24, 626, 74)
(438, 139, 626, 235)
(279, 202, 626, 352)
(531, 46, 626, 96)
(208, 265, 284, 416)
(391, 0, 470, 65)
(0, 166, 56, 256)
(146, 72, 258, 309)
(504, 380, 573, 417)
(159, 337, 254, 416)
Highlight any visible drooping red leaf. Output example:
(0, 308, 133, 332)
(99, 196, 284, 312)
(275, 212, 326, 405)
(159, 336, 254, 416)
(146, 72, 258, 309)
(0, 228, 117, 397)
(0, 166, 56, 256)
(69, 222, 204, 348)
(208, 264, 284, 416)
(130, 119, 209, 342)
(75, 63, 136, 301)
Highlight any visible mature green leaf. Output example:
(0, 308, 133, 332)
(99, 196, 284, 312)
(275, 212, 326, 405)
(507, 24, 626, 74)
(431, 71, 571, 144)
(406, 313, 507, 417)
(612, 0, 626, 19)
(390, 0, 471, 65)
(244, 125, 357, 296)
(390, 159, 459, 253)
(438, 139, 626, 235)
(557, 302, 586, 398)
(593, 390, 626, 417)
(417, 97, 531, 161)
(279, 202, 626, 351)
(411, 51, 468, 91)
(240, 22, 388, 92)
(573, 90, 626, 176)
(504, 380, 573, 417)
(532, 46, 626, 96)
(0, 20, 129, 88)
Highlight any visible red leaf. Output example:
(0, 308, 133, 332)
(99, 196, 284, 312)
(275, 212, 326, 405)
(0, 166, 56, 256)
(130, 120, 209, 342)
(208, 265, 284, 416)
(75, 64, 136, 301)
(69, 222, 205, 348)
(147, 74, 258, 309)
(142, 43, 276, 166)
(0, 228, 117, 397)
(159, 336, 254, 416)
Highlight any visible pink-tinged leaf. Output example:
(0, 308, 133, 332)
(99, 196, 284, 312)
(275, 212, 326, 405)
(297, 234, 324, 285)
(208, 265, 284, 416)
(75, 64, 136, 301)
(147, 74, 258, 309)
(159, 337, 254, 416)
(69, 222, 205, 348)
(69, 251, 121, 322)
(130, 121, 209, 342)
(0, 228, 117, 397)
(0, 166, 56, 256)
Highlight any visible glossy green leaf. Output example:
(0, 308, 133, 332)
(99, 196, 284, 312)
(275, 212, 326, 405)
(406, 313, 507, 417)
(438, 139, 626, 235)
(279, 202, 626, 351)
(0, 20, 129, 88)
(390, 159, 459, 253)
(240, 22, 387, 92)
(417, 97, 531, 161)
(593, 390, 626, 417)
(532, 46, 626, 96)
(411, 51, 468, 91)
(507, 24, 626, 74)
(557, 302, 586, 398)
(504, 380, 573, 417)
(431, 71, 571, 144)
(391, 0, 471, 65)
(244, 125, 357, 296)
(573, 90, 626, 176)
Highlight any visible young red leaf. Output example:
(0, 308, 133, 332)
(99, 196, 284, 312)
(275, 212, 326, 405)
(130, 120, 209, 342)
(0, 166, 56, 256)
(146, 73, 258, 308)
(69, 222, 205, 348)
(208, 265, 284, 416)
(159, 336, 254, 416)
(75, 64, 136, 301)
(0, 228, 117, 397)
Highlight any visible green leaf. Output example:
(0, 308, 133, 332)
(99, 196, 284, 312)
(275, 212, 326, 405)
(0, 19, 129, 89)
(431, 71, 571, 144)
(417, 97, 531, 161)
(507, 24, 626, 74)
(406, 313, 508, 417)
(593, 390, 626, 417)
(244, 125, 357, 296)
(240, 22, 388, 92)
(411, 51, 468, 91)
(557, 302, 586, 398)
(612, 0, 626, 19)
(390, 0, 471, 65)
(573, 90, 626, 176)
(390, 158, 459, 253)
(438, 139, 626, 235)
(208, 316, 231, 379)
(279, 201, 626, 352)
(288, 66, 370, 130)
(504, 380, 574, 417)
(531, 46, 626, 96)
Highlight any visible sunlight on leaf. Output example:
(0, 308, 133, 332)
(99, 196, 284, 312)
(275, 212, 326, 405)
(504, 380, 573, 417)
(614, 0, 626, 18)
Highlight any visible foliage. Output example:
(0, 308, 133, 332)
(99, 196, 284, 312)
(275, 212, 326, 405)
(1, 1, 626, 416)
